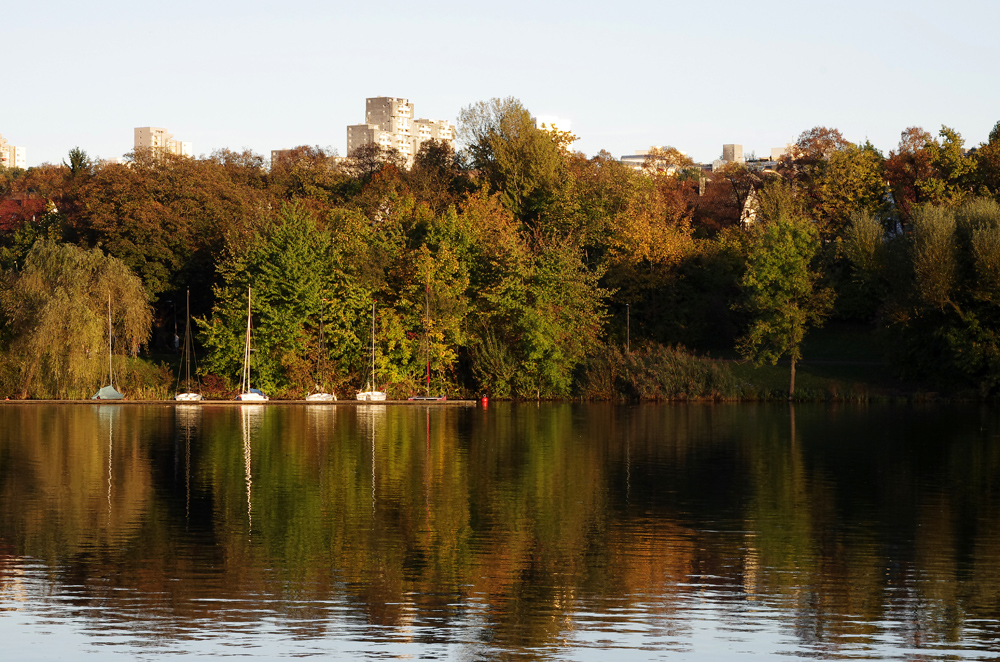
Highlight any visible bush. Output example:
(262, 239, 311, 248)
(579, 343, 738, 401)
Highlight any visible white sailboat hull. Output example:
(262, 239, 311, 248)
(306, 392, 337, 402)
(355, 391, 386, 401)
(175, 392, 204, 401)
(237, 392, 269, 402)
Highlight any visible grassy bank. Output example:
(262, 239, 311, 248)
(579, 323, 935, 402)
(0, 323, 940, 402)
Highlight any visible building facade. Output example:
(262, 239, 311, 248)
(770, 143, 793, 161)
(722, 144, 744, 163)
(0, 133, 26, 169)
(134, 127, 192, 157)
(346, 97, 454, 168)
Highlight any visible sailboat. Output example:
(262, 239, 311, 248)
(356, 302, 386, 401)
(306, 307, 336, 401)
(174, 288, 203, 401)
(236, 286, 269, 402)
(92, 294, 124, 400)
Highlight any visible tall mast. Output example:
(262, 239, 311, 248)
(243, 286, 252, 393)
(317, 307, 324, 387)
(425, 276, 430, 396)
(371, 301, 376, 390)
(108, 293, 113, 388)
(184, 288, 192, 387)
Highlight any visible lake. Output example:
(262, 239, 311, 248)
(1, 402, 998, 660)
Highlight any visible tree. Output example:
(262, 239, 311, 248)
(345, 143, 406, 182)
(457, 97, 567, 224)
(885, 127, 973, 220)
(460, 191, 608, 397)
(71, 151, 271, 302)
(641, 146, 694, 175)
(64, 147, 92, 176)
(921, 126, 974, 205)
(813, 141, 888, 237)
(268, 145, 356, 205)
(714, 161, 767, 226)
(200, 204, 335, 396)
(406, 139, 464, 212)
(841, 209, 888, 319)
(737, 183, 833, 397)
(0, 238, 152, 398)
(910, 204, 957, 309)
(789, 126, 850, 166)
(885, 128, 935, 221)
(973, 121, 1000, 197)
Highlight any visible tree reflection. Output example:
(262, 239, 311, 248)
(0, 402, 999, 656)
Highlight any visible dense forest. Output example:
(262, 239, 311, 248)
(2, 98, 1000, 399)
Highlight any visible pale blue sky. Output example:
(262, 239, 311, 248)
(4, 0, 999, 167)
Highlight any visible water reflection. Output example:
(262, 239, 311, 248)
(0, 402, 998, 659)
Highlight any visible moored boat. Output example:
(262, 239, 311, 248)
(174, 289, 203, 401)
(236, 287, 269, 402)
(356, 302, 386, 401)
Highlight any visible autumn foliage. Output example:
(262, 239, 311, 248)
(1, 107, 1000, 398)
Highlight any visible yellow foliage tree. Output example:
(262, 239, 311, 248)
(1, 238, 152, 398)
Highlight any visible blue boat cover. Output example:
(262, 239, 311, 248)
(91, 385, 124, 400)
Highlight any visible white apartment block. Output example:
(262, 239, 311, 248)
(134, 127, 193, 157)
(0, 133, 26, 169)
(346, 97, 454, 168)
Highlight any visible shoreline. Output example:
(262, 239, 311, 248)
(0, 399, 480, 406)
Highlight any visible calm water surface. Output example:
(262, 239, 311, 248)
(1, 402, 999, 660)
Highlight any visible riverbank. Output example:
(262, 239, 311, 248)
(0, 324, 958, 403)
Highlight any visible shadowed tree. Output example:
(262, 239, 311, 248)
(345, 143, 406, 183)
(406, 139, 464, 212)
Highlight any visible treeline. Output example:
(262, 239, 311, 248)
(1, 98, 1000, 399)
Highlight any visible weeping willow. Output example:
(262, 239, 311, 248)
(1, 238, 152, 398)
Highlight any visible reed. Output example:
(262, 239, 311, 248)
(580, 343, 738, 401)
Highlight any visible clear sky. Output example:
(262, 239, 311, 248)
(4, 0, 999, 167)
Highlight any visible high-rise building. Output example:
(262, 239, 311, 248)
(134, 127, 192, 157)
(722, 144, 744, 163)
(346, 97, 454, 168)
(0, 133, 26, 169)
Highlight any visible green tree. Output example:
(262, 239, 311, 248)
(737, 184, 833, 396)
(461, 192, 607, 397)
(921, 126, 974, 205)
(1, 238, 152, 398)
(814, 141, 888, 237)
(457, 97, 567, 224)
(200, 204, 334, 396)
(63, 147, 92, 177)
